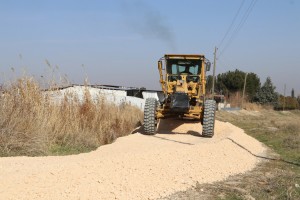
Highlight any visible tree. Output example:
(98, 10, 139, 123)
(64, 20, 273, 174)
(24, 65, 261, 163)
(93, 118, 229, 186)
(205, 75, 213, 94)
(291, 88, 295, 98)
(276, 95, 299, 110)
(254, 77, 278, 105)
(215, 70, 245, 97)
(245, 73, 261, 101)
(215, 70, 260, 100)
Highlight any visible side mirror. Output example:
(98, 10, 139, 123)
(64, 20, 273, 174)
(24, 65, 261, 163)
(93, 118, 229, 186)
(206, 61, 211, 71)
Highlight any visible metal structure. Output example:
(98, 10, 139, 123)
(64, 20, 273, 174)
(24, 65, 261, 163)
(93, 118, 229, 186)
(144, 54, 216, 137)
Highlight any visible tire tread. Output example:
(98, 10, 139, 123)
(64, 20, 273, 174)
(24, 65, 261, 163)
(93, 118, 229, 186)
(143, 98, 157, 135)
(202, 100, 216, 137)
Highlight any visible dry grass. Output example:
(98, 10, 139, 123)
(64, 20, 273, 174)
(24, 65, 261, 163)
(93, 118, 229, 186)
(217, 110, 300, 162)
(215, 110, 300, 199)
(160, 110, 300, 199)
(242, 102, 274, 111)
(0, 77, 143, 156)
(226, 92, 242, 107)
(242, 102, 262, 111)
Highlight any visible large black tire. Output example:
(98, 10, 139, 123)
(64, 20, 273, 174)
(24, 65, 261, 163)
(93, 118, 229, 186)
(202, 99, 216, 137)
(143, 98, 158, 135)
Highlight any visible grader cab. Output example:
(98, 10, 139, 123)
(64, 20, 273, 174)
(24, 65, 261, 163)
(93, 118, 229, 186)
(144, 54, 216, 137)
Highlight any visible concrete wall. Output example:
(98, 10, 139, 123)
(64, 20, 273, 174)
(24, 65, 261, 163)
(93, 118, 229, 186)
(104, 95, 145, 110)
(45, 86, 145, 110)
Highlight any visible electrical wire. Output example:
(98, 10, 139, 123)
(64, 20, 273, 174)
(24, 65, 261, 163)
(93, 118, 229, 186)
(218, 0, 258, 59)
(218, 0, 246, 49)
(218, 0, 258, 58)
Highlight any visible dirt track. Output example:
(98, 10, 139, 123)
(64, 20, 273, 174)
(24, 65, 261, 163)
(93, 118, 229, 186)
(0, 120, 266, 200)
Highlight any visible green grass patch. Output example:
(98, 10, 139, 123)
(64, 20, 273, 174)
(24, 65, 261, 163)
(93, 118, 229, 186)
(49, 144, 97, 156)
(217, 110, 300, 164)
(215, 110, 300, 200)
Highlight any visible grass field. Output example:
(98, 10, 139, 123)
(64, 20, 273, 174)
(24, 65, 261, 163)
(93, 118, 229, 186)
(213, 109, 300, 200)
(0, 77, 143, 157)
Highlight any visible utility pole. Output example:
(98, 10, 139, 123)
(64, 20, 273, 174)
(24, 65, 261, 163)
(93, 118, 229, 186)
(241, 73, 248, 109)
(212, 46, 217, 97)
(283, 84, 286, 111)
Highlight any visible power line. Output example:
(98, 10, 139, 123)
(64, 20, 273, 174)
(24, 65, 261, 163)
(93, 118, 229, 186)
(218, 0, 258, 59)
(218, 0, 246, 49)
(218, 0, 258, 58)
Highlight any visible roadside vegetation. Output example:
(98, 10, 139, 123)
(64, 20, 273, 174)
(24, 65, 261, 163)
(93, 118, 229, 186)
(205, 69, 299, 199)
(162, 109, 300, 200)
(0, 77, 143, 157)
(206, 69, 300, 110)
(213, 110, 300, 199)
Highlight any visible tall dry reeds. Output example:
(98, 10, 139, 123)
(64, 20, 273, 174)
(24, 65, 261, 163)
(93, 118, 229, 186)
(0, 77, 143, 156)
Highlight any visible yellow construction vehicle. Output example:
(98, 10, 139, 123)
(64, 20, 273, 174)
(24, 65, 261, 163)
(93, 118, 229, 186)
(144, 54, 216, 137)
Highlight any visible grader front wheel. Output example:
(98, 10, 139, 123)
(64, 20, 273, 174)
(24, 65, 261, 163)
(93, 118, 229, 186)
(143, 98, 158, 135)
(202, 100, 216, 137)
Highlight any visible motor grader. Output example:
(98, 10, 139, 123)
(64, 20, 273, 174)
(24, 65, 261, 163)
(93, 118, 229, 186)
(144, 54, 216, 137)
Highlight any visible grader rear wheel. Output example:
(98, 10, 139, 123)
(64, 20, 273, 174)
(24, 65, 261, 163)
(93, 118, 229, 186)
(202, 100, 216, 137)
(143, 98, 157, 135)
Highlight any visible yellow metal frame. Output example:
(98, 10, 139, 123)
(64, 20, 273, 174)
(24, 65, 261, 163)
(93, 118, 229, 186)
(156, 54, 207, 120)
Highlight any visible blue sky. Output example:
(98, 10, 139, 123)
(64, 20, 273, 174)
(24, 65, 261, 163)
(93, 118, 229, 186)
(0, 0, 299, 95)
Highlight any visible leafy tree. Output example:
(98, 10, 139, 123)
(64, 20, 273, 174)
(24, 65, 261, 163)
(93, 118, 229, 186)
(254, 77, 278, 105)
(215, 69, 260, 101)
(245, 73, 261, 101)
(291, 88, 295, 98)
(215, 74, 228, 95)
(205, 75, 213, 94)
(276, 95, 299, 110)
(217, 70, 244, 92)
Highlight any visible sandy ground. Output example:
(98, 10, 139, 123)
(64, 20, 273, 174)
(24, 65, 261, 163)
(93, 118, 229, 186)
(0, 120, 266, 200)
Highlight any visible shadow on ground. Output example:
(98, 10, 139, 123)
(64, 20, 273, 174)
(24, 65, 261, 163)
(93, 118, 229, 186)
(133, 118, 208, 138)
(157, 118, 202, 136)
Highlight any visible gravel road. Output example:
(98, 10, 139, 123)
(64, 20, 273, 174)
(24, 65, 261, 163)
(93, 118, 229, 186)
(0, 120, 266, 200)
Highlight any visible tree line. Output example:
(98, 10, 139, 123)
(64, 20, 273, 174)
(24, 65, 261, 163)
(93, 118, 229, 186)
(206, 69, 299, 109)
